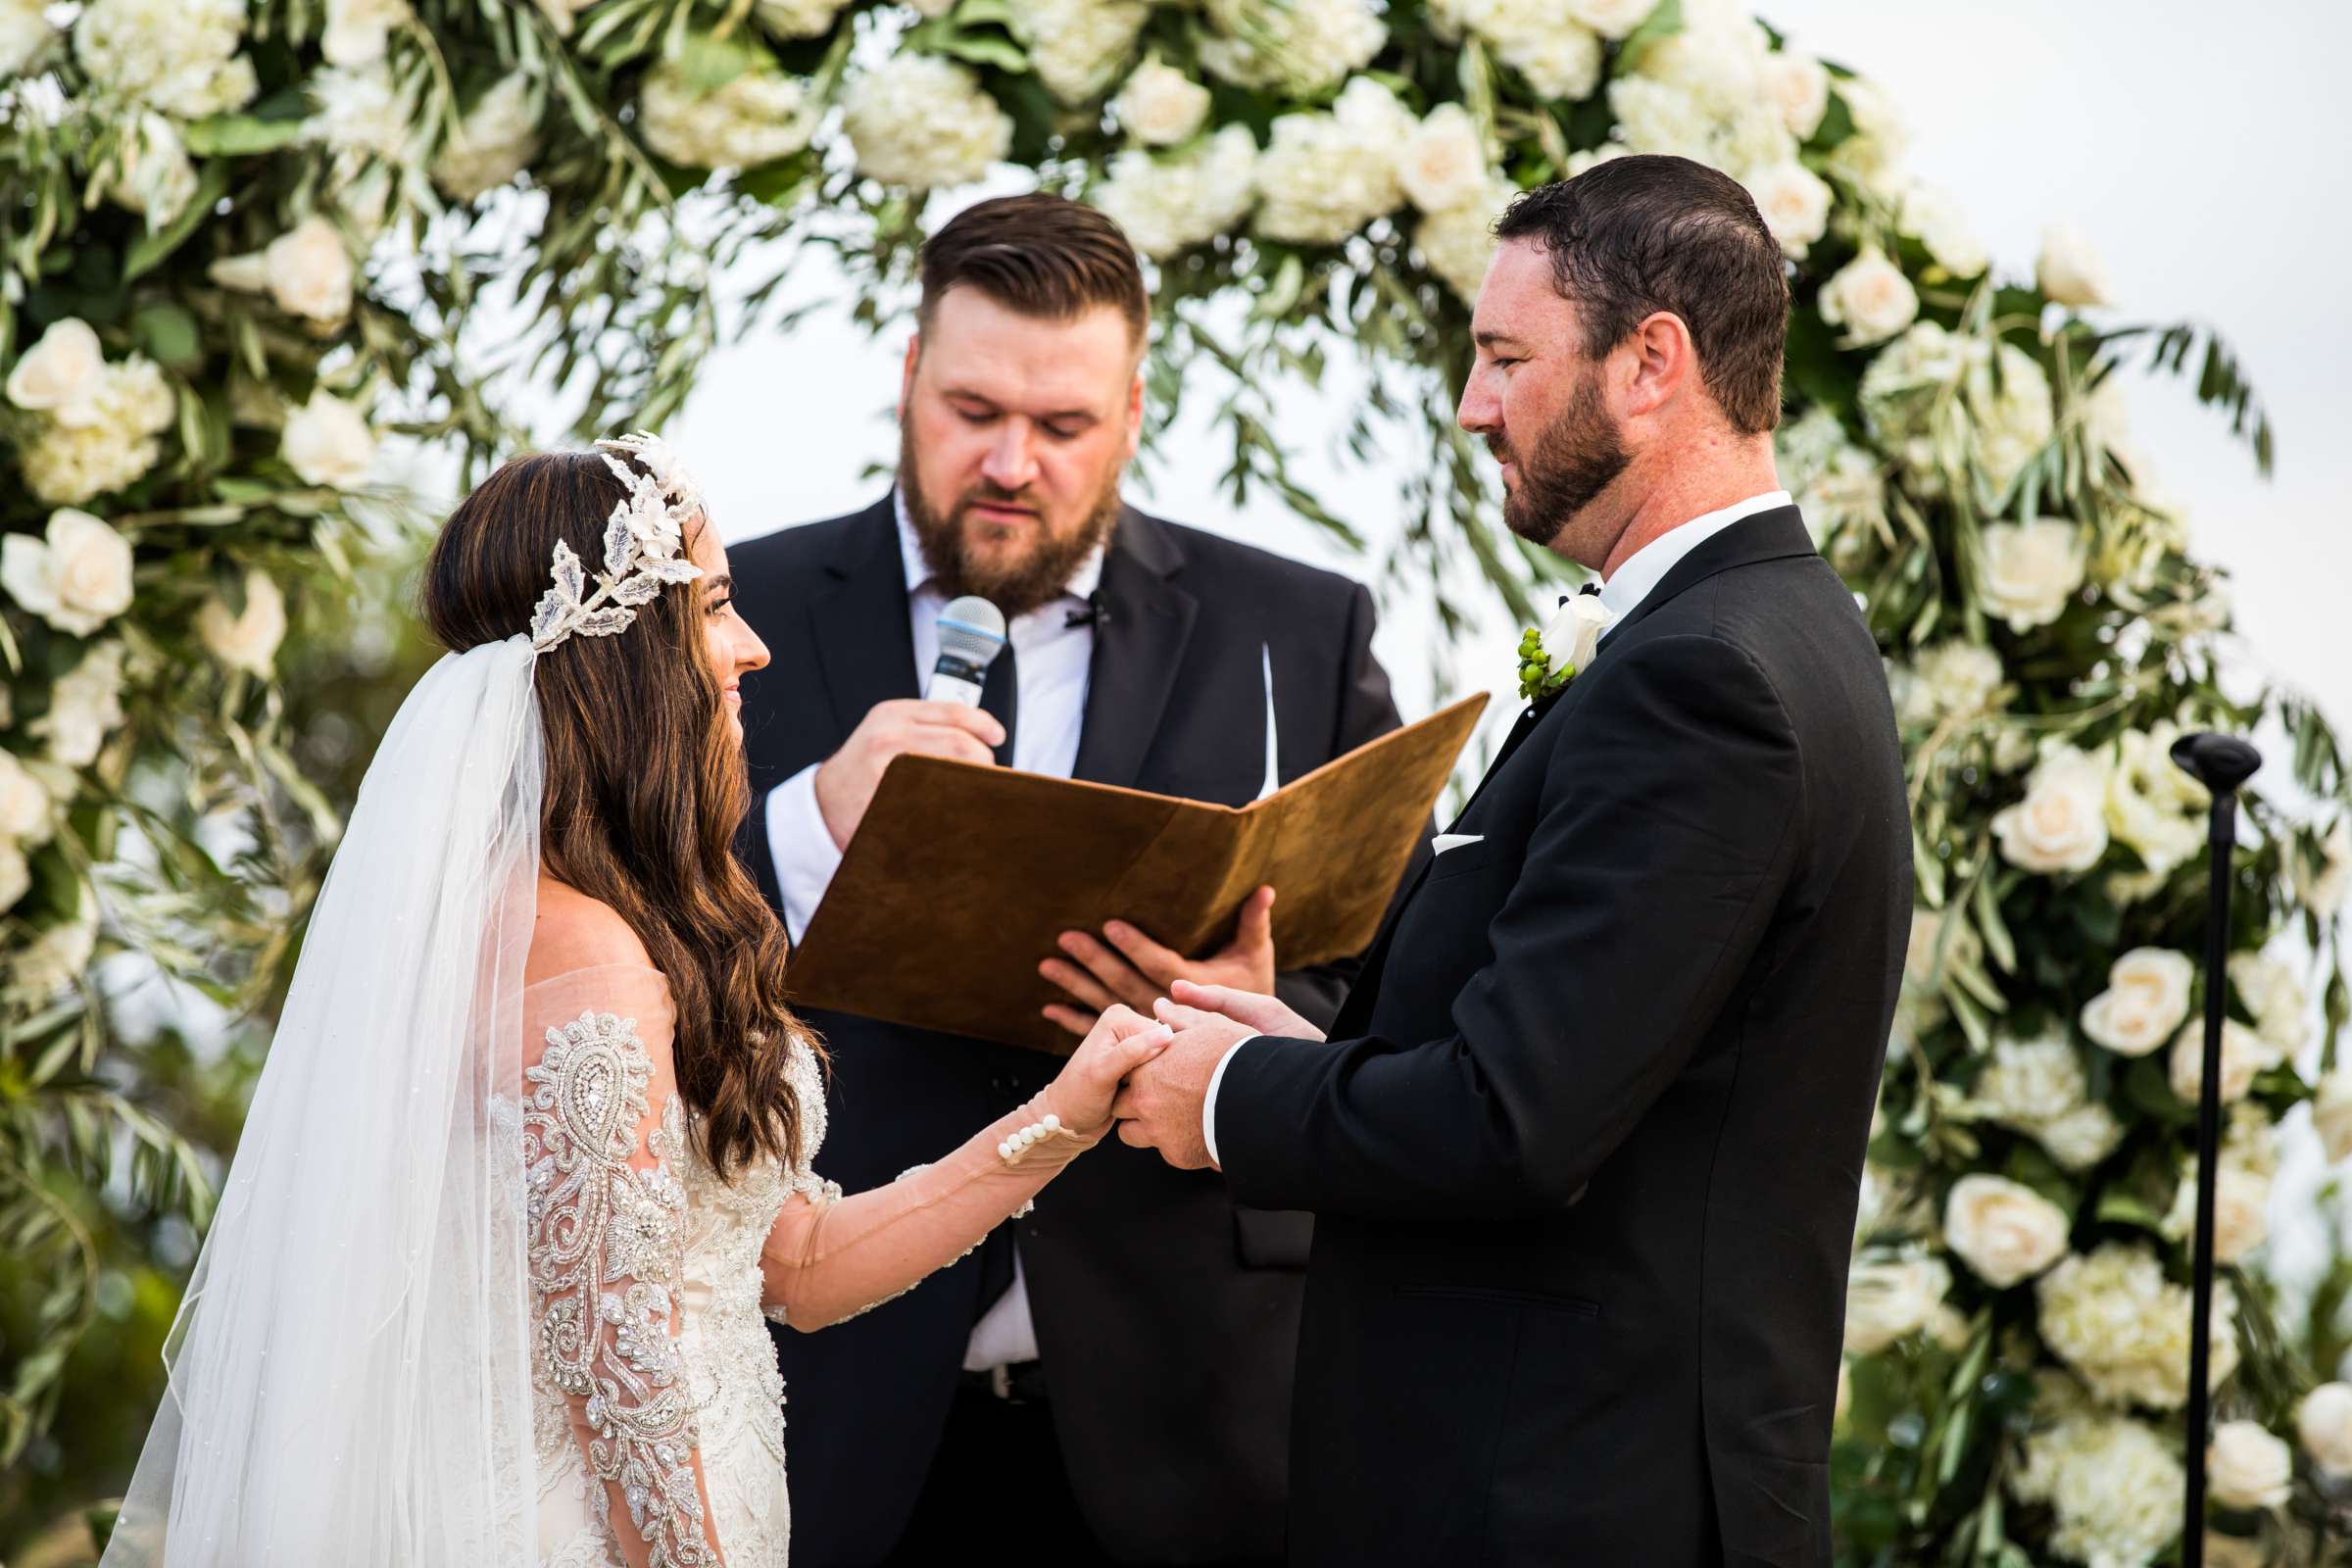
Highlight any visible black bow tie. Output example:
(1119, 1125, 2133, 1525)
(1559, 582, 1601, 608)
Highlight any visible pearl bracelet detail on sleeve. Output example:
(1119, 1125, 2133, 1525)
(997, 1112, 1077, 1166)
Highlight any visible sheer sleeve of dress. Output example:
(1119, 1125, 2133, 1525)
(760, 1079, 1100, 1333)
(521, 960, 722, 1568)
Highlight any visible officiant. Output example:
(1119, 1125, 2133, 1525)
(731, 194, 1417, 1568)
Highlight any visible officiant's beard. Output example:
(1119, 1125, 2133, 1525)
(901, 434, 1123, 621)
(1494, 368, 1630, 550)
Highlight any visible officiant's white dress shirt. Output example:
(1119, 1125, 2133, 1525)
(764, 491, 1104, 1371)
(1200, 488, 1793, 1166)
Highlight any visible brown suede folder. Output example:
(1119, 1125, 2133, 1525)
(784, 694, 1489, 1055)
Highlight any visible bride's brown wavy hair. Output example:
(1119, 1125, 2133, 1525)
(421, 449, 816, 1178)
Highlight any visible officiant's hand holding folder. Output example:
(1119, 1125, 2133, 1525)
(784, 694, 1489, 1054)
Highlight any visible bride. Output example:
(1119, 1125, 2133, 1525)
(101, 435, 1170, 1567)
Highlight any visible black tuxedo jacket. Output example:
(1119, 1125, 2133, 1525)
(729, 495, 1411, 1566)
(1217, 508, 1910, 1567)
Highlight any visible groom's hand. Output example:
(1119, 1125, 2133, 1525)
(1040, 885, 1277, 1039)
(1109, 1004, 1257, 1170)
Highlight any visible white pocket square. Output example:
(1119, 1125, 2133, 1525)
(1432, 833, 1485, 857)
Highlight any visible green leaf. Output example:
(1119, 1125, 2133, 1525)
(131, 302, 204, 371)
(937, 33, 1029, 73)
(1614, 0, 1687, 76)
(182, 115, 309, 158)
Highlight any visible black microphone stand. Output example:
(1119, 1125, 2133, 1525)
(2169, 731, 2262, 1568)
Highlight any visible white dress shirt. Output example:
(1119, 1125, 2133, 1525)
(764, 490, 1104, 1371)
(1200, 489, 1792, 1168)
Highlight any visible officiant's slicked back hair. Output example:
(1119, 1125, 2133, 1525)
(1496, 155, 1789, 433)
(917, 192, 1150, 348)
(422, 451, 815, 1180)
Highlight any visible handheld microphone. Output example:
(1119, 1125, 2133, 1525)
(926, 596, 1007, 707)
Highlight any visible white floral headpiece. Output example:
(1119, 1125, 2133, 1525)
(529, 432, 708, 652)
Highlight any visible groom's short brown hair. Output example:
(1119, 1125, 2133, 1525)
(1496, 155, 1789, 434)
(918, 193, 1150, 348)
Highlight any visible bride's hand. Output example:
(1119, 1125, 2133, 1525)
(1162, 979, 1326, 1043)
(1046, 1004, 1173, 1137)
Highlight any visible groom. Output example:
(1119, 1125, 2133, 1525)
(1114, 156, 1911, 1566)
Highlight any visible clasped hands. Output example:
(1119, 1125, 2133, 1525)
(1042, 886, 1326, 1171)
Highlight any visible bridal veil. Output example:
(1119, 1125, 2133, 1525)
(104, 635, 547, 1564)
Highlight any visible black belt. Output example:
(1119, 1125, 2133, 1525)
(958, 1358, 1049, 1403)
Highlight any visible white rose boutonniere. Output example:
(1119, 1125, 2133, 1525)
(1517, 591, 1614, 702)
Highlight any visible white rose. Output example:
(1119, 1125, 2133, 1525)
(1111, 58, 1211, 147)
(2163, 1163, 2271, 1265)
(0, 0, 54, 77)
(322, 0, 412, 67)
(2229, 952, 2309, 1054)
(2296, 820, 2351, 920)
(1977, 518, 2086, 633)
(2298, 1383, 2352, 1477)
(0, 750, 52, 846)
(1816, 250, 1918, 347)
(106, 113, 199, 230)
(1843, 1255, 1949, 1354)
(431, 74, 542, 200)
(1564, 0, 1655, 39)
(1760, 49, 1829, 139)
(1742, 161, 1831, 259)
(11, 915, 96, 998)
(7, 318, 108, 426)
(2038, 222, 2113, 309)
(281, 391, 377, 490)
(2313, 1071, 2352, 1163)
(2208, 1421, 2292, 1511)
(1943, 1175, 2069, 1289)
(843, 55, 1013, 190)
(197, 569, 289, 677)
(1399, 104, 1489, 215)
(32, 644, 127, 768)
(1992, 745, 2109, 875)
(2079, 948, 2194, 1058)
(1539, 592, 1615, 681)
(1897, 181, 1985, 277)
(2169, 1018, 2275, 1107)
(1, 509, 136, 637)
(248, 217, 357, 324)
(0, 841, 26, 911)
(754, 0, 847, 38)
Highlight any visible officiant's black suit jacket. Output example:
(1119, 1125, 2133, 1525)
(729, 495, 1411, 1567)
(1218, 507, 1909, 1567)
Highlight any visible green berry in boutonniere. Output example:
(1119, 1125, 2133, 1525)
(1516, 592, 1616, 703)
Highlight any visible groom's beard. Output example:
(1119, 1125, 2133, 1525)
(1494, 368, 1630, 549)
(901, 431, 1123, 622)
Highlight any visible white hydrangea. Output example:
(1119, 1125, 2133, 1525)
(1112, 57, 1212, 147)
(0, 749, 52, 849)
(2228, 951, 2308, 1055)
(1010, 0, 1149, 105)
(0, 0, 54, 77)
(1741, 160, 1831, 259)
(639, 58, 810, 172)
(1860, 322, 2055, 503)
(1200, 0, 1385, 96)
(74, 0, 257, 119)
(2037, 1244, 2238, 1409)
(753, 0, 847, 39)
(2105, 722, 2208, 878)
(2296, 819, 2352, 920)
(2009, 1410, 2184, 1568)
(1825, 74, 1907, 195)
(1896, 641, 2003, 728)
(2037, 1103, 2126, 1173)
(1415, 178, 1513, 305)
(1605, 18, 1792, 179)
(1565, 0, 1656, 38)
(32, 643, 127, 768)
(309, 65, 415, 167)
(432, 74, 542, 201)
(1253, 76, 1413, 246)
(1092, 125, 1259, 261)
(843, 55, 1013, 190)
(22, 357, 178, 506)
(1431, 0, 1603, 102)
(1966, 1032, 2121, 1172)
